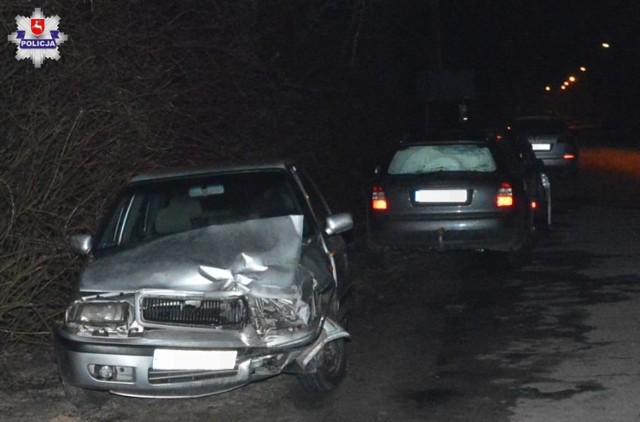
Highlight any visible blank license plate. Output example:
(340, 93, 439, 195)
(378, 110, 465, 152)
(415, 189, 467, 203)
(532, 143, 551, 151)
(153, 349, 237, 371)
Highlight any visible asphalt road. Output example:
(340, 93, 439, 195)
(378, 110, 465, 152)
(2, 144, 640, 421)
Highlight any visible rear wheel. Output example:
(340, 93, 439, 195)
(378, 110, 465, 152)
(297, 338, 347, 394)
(487, 221, 534, 270)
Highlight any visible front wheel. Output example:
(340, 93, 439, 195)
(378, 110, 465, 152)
(297, 338, 347, 394)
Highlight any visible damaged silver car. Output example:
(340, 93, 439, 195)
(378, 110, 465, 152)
(53, 162, 354, 400)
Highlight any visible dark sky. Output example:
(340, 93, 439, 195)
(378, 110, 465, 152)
(393, 0, 640, 123)
(370, 0, 640, 125)
(431, 1, 640, 87)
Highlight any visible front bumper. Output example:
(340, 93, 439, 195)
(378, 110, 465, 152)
(53, 319, 348, 398)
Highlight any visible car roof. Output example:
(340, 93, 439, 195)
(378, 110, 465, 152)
(400, 129, 500, 146)
(128, 161, 293, 184)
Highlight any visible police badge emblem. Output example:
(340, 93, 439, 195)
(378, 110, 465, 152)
(8, 8, 68, 68)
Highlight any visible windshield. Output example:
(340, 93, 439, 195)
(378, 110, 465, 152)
(97, 171, 305, 251)
(388, 144, 497, 174)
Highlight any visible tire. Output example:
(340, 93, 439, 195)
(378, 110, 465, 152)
(297, 338, 347, 394)
(486, 225, 533, 271)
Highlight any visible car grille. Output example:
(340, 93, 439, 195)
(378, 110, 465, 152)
(140, 297, 248, 328)
(148, 368, 238, 384)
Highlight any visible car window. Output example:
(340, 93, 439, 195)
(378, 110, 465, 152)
(388, 145, 497, 174)
(96, 171, 305, 250)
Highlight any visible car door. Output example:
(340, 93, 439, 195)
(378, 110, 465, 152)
(293, 168, 350, 300)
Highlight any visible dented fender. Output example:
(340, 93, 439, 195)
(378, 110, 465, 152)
(296, 317, 349, 371)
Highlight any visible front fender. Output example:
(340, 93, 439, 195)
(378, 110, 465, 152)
(295, 317, 349, 370)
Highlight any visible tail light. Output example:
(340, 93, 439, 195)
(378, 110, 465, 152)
(496, 182, 514, 208)
(371, 185, 388, 211)
(531, 201, 537, 209)
(563, 153, 576, 160)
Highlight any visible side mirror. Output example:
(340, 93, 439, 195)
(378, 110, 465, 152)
(69, 234, 93, 256)
(324, 213, 354, 236)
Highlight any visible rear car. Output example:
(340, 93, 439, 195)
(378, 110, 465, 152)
(366, 133, 535, 263)
(510, 116, 578, 172)
(53, 162, 354, 400)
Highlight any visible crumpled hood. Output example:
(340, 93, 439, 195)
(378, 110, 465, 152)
(80, 215, 303, 294)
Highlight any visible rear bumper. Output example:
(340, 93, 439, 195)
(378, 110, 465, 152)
(534, 146, 578, 169)
(367, 213, 527, 252)
(539, 156, 578, 169)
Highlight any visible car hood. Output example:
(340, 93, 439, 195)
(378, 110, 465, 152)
(80, 215, 304, 295)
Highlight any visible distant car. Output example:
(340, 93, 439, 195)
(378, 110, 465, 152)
(510, 116, 578, 173)
(54, 162, 354, 400)
(365, 131, 535, 265)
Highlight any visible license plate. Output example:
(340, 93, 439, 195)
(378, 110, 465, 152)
(153, 349, 237, 371)
(532, 143, 551, 151)
(415, 189, 467, 203)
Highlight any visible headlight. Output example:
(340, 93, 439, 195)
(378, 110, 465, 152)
(66, 301, 130, 325)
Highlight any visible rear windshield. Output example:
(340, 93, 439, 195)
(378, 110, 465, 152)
(514, 119, 566, 135)
(388, 145, 496, 174)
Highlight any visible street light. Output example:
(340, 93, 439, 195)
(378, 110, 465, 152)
(579, 66, 587, 72)
(601, 42, 610, 48)
(568, 76, 576, 82)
